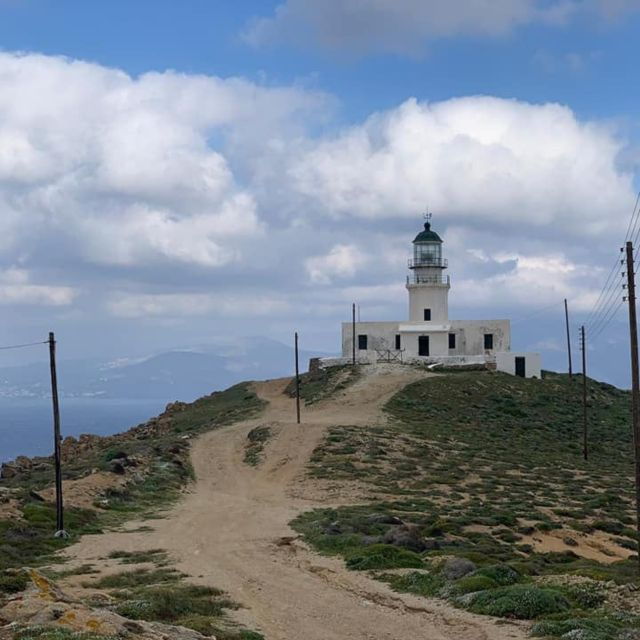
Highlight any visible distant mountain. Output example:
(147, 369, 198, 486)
(0, 337, 334, 402)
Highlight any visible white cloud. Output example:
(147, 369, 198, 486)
(0, 268, 76, 306)
(0, 52, 326, 269)
(285, 96, 634, 238)
(243, 0, 639, 55)
(305, 244, 366, 284)
(0, 50, 636, 337)
(454, 253, 601, 311)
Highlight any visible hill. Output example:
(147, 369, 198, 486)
(0, 365, 639, 640)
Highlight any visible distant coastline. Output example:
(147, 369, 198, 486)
(0, 397, 166, 463)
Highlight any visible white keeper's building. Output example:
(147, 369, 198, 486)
(338, 220, 541, 378)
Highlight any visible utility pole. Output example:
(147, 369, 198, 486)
(565, 299, 573, 380)
(352, 303, 356, 367)
(580, 326, 588, 461)
(48, 332, 66, 538)
(294, 332, 301, 425)
(624, 241, 640, 574)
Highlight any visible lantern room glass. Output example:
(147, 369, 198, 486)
(414, 242, 441, 265)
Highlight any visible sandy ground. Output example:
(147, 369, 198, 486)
(62, 365, 527, 640)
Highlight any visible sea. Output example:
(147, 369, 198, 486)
(0, 398, 166, 464)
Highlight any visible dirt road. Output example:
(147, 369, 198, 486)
(64, 365, 527, 640)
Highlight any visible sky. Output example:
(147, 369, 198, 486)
(0, 0, 639, 386)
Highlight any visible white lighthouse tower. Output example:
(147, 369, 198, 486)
(407, 216, 450, 323)
(337, 214, 540, 378)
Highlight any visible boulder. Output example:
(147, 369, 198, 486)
(0, 463, 16, 479)
(441, 557, 476, 581)
(383, 525, 428, 553)
(366, 514, 404, 526)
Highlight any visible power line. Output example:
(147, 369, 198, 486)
(585, 193, 640, 330)
(0, 340, 48, 351)
(590, 299, 625, 343)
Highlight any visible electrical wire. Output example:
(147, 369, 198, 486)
(584, 192, 640, 338)
(0, 340, 47, 351)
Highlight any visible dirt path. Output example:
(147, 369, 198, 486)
(63, 365, 527, 640)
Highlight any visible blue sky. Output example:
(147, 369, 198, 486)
(0, 0, 639, 386)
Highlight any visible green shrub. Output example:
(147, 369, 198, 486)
(345, 544, 424, 571)
(381, 570, 444, 597)
(530, 615, 639, 639)
(450, 575, 498, 595)
(465, 585, 570, 619)
(473, 564, 520, 586)
(0, 571, 28, 594)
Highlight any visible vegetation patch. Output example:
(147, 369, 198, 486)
(243, 426, 273, 466)
(464, 585, 570, 619)
(107, 548, 168, 565)
(285, 365, 361, 405)
(294, 371, 640, 633)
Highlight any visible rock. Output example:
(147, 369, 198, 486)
(441, 557, 476, 581)
(563, 536, 578, 547)
(15, 456, 32, 471)
(383, 525, 429, 553)
(108, 460, 126, 475)
(326, 521, 343, 535)
(361, 535, 384, 546)
(28, 490, 45, 502)
(0, 463, 17, 479)
(366, 514, 404, 526)
(0, 569, 216, 640)
(423, 538, 441, 551)
(165, 401, 188, 414)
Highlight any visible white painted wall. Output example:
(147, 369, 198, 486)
(341, 319, 512, 360)
(496, 352, 542, 379)
(450, 320, 511, 355)
(407, 282, 449, 322)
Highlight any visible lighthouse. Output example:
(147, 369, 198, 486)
(407, 218, 450, 324)
(334, 215, 541, 377)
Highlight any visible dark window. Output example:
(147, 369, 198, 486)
(358, 334, 368, 350)
(515, 356, 526, 378)
(423, 308, 432, 321)
(448, 333, 456, 349)
(484, 333, 494, 350)
(395, 334, 401, 350)
(419, 336, 430, 356)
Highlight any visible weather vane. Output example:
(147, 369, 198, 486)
(423, 209, 432, 223)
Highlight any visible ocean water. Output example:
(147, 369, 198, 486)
(0, 398, 166, 463)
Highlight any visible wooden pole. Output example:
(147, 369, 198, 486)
(295, 332, 301, 425)
(624, 241, 640, 574)
(581, 326, 588, 461)
(352, 303, 356, 367)
(565, 299, 573, 380)
(48, 332, 66, 537)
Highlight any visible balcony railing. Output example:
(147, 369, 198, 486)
(408, 258, 448, 269)
(406, 274, 451, 286)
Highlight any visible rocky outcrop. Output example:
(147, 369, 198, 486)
(0, 569, 215, 640)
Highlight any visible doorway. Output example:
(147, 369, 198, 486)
(515, 356, 526, 378)
(418, 336, 430, 357)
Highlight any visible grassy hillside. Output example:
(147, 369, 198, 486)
(293, 371, 640, 639)
(0, 382, 266, 639)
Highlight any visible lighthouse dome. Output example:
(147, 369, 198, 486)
(413, 222, 442, 244)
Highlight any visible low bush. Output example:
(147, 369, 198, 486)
(0, 571, 29, 594)
(465, 585, 570, 619)
(345, 544, 424, 571)
(449, 575, 498, 595)
(381, 570, 444, 597)
(473, 564, 520, 586)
